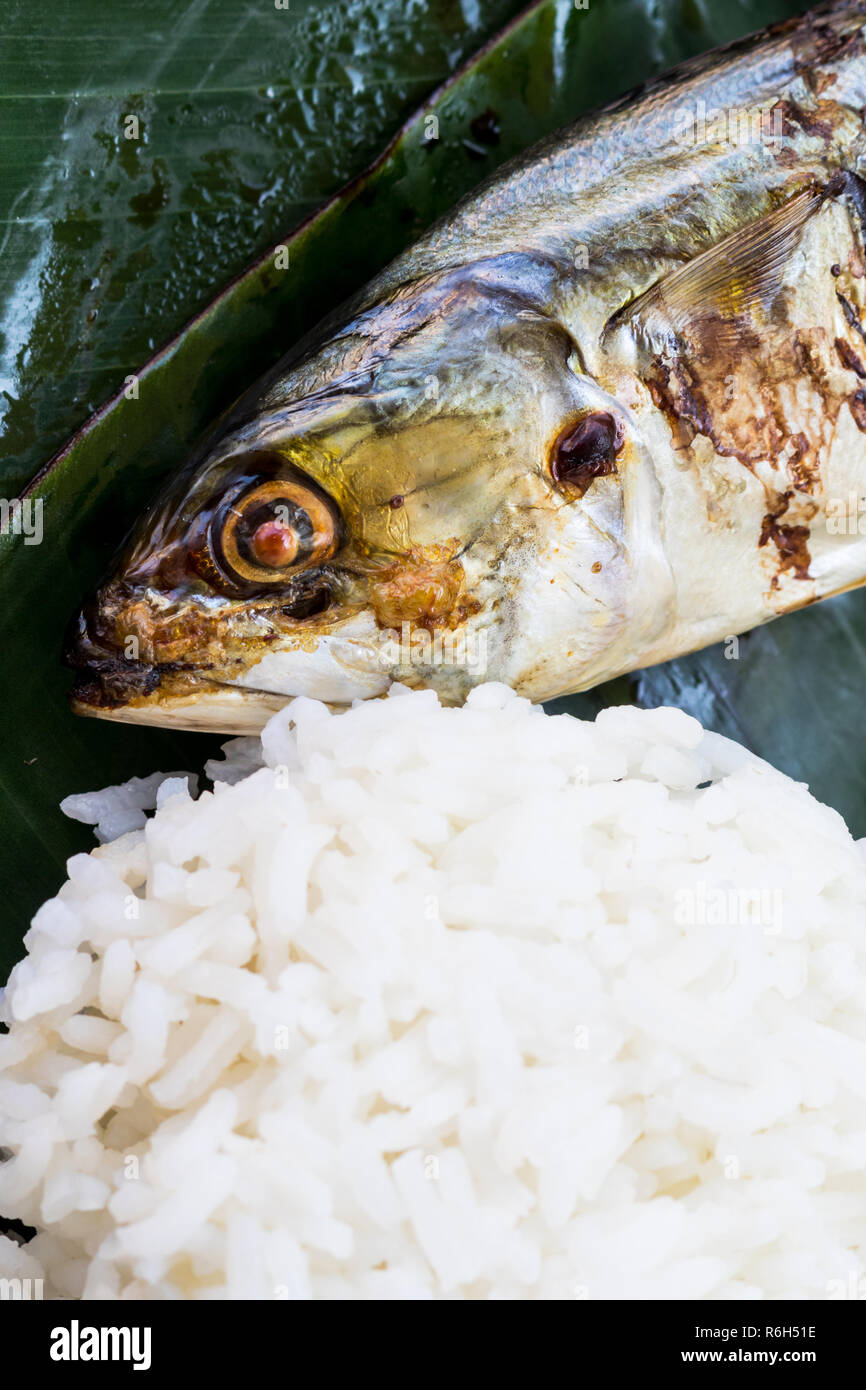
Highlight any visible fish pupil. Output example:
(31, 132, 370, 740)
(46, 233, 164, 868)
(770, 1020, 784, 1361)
(250, 519, 299, 568)
(551, 412, 621, 494)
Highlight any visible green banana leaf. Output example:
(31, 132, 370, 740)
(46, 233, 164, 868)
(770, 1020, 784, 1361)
(0, 0, 834, 978)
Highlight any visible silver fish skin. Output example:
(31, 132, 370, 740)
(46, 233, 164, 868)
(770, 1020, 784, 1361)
(67, 2, 866, 732)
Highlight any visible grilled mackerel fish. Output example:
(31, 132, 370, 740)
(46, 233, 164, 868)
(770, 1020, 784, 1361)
(68, 1, 866, 732)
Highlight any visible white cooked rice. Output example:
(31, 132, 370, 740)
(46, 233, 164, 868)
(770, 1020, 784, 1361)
(2, 682, 866, 1300)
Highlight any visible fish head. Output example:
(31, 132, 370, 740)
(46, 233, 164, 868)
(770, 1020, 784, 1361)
(67, 264, 673, 732)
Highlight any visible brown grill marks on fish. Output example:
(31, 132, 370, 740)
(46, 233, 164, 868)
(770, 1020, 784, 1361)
(836, 288, 866, 340)
(631, 182, 866, 590)
(770, 96, 838, 145)
(835, 335, 866, 375)
(759, 492, 813, 587)
(804, 67, 842, 97)
(644, 316, 834, 490)
(645, 312, 837, 582)
(783, 431, 820, 496)
(647, 370, 698, 450)
(623, 187, 846, 505)
(849, 387, 866, 430)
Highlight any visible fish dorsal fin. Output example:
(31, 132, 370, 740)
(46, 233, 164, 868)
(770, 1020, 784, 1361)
(615, 187, 824, 350)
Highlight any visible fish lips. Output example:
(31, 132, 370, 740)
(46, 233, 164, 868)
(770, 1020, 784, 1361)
(63, 604, 198, 715)
(63, 596, 396, 733)
(66, 665, 290, 735)
(64, 603, 151, 700)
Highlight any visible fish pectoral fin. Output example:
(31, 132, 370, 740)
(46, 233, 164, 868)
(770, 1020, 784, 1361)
(613, 186, 824, 353)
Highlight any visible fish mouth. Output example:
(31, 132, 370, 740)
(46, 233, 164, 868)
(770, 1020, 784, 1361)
(67, 656, 291, 735)
(70, 670, 290, 734)
(64, 599, 395, 733)
(65, 642, 287, 739)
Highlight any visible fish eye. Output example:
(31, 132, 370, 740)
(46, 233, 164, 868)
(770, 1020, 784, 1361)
(549, 411, 623, 496)
(207, 476, 339, 589)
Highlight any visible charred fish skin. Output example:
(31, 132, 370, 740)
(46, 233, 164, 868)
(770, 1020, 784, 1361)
(67, 2, 866, 733)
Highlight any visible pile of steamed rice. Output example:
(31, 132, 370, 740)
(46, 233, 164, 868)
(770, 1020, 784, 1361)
(2, 683, 866, 1301)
